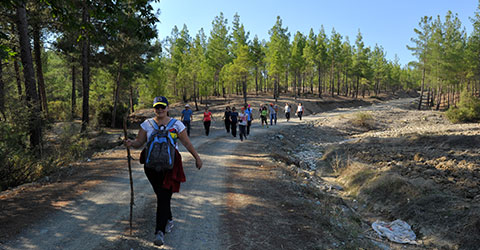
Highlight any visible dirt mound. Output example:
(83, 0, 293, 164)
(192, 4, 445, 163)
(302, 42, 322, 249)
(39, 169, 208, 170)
(268, 98, 480, 249)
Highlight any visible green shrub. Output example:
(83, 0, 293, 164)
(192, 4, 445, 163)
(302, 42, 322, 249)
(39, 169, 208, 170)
(55, 123, 89, 164)
(0, 121, 89, 191)
(94, 100, 129, 128)
(446, 91, 480, 123)
(48, 100, 70, 121)
(0, 122, 43, 190)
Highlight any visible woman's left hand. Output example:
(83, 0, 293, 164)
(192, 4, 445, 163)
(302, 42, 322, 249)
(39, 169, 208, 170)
(195, 158, 203, 170)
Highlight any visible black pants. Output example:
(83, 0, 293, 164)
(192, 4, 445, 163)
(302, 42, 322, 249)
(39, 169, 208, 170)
(239, 125, 247, 141)
(144, 168, 172, 234)
(297, 111, 303, 120)
(204, 121, 211, 136)
(261, 116, 267, 126)
(285, 112, 290, 121)
(182, 120, 191, 136)
(246, 120, 251, 135)
(225, 120, 230, 133)
(231, 121, 237, 137)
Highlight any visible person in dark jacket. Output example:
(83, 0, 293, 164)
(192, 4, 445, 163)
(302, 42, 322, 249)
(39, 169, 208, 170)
(223, 106, 231, 133)
(230, 107, 238, 137)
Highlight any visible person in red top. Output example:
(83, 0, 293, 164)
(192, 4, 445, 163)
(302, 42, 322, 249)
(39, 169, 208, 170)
(203, 106, 214, 136)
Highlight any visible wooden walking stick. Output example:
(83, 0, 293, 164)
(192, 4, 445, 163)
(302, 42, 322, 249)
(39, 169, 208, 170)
(123, 115, 135, 236)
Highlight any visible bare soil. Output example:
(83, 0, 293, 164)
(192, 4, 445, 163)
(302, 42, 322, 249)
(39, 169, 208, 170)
(1, 92, 479, 249)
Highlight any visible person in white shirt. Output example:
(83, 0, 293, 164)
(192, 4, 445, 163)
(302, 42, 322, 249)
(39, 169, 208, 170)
(296, 102, 304, 120)
(238, 107, 248, 141)
(284, 103, 291, 121)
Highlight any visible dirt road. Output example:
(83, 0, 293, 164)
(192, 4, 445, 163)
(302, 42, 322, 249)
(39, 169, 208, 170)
(0, 97, 410, 250)
(4, 95, 476, 249)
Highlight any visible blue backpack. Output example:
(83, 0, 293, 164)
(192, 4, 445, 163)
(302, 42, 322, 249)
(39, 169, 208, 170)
(145, 118, 177, 172)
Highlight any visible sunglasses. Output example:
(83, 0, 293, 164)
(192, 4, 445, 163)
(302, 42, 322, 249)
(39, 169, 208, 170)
(154, 104, 167, 110)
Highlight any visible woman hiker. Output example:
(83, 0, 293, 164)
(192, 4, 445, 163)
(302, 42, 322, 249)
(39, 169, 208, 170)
(296, 102, 304, 120)
(285, 102, 291, 121)
(230, 107, 239, 137)
(260, 105, 268, 128)
(125, 96, 202, 246)
(203, 106, 214, 136)
(223, 106, 231, 133)
(238, 107, 248, 141)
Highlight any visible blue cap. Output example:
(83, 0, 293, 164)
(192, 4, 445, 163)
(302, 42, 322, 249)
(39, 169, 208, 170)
(153, 96, 168, 107)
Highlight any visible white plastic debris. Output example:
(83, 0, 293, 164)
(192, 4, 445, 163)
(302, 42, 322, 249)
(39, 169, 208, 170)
(372, 219, 417, 244)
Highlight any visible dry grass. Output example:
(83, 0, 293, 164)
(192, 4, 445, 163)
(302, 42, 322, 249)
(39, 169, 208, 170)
(350, 112, 375, 130)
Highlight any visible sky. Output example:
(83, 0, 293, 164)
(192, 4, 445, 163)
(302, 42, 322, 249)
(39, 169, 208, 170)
(152, 0, 479, 66)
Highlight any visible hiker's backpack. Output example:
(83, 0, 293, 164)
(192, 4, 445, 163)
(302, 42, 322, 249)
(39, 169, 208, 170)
(145, 118, 177, 172)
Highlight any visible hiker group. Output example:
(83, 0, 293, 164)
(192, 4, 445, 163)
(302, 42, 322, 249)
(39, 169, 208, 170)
(180, 101, 305, 139)
(182, 101, 304, 140)
(125, 96, 306, 247)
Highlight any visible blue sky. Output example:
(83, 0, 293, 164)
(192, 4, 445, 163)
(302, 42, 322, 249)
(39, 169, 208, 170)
(153, 0, 479, 66)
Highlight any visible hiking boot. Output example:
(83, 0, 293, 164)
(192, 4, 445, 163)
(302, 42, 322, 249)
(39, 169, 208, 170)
(154, 231, 165, 246)
(165, 219, 174, 233)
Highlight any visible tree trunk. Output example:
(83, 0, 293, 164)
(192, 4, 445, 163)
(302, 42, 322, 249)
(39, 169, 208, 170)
(33, 24, 48, 116)
(337, 70, 341, 96)
(255, 66, 258, 95)
(426, 88, 431, 107)
(296, 72, 300, 96)
(355, 76, 360, 99)
(344, 69, 348, 97)
(435, 87, 442, 110)
(285, 70, 288, 94)
(13, 51, 23, 98)
(182, 86, 187, 102)
(193, 77, 199, 111)
(310, 72, 314, 93)
(418, 66, 426, 110)
(293, 72, 297, 100)
(302, 72, 305, 94)
(243, 75, 247, 105)
(111, 61, 123, 128)
(17, 2, 42, 149)
(317, 66, 322, 98)
(330, 62, 334, 97)
(129, 83, 134, 113)
(71, 62, 76, 118)
(81, 1, 90, 132)
(0, 62, 5, 120)
(274, 74, 278, 102)
(10, 25, 23, 98)
(446, 85, 450, 110)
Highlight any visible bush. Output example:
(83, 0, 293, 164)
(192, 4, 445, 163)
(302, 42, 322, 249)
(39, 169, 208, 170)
(0, 122, 42, 191)
(446, 91, 480, 123)
(55, 123, 89, 165)
(94, 100, 129, 128)
(350, 112, 375, 129)
(0, 121, 89, 191)
(48, 100, 70, 121)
